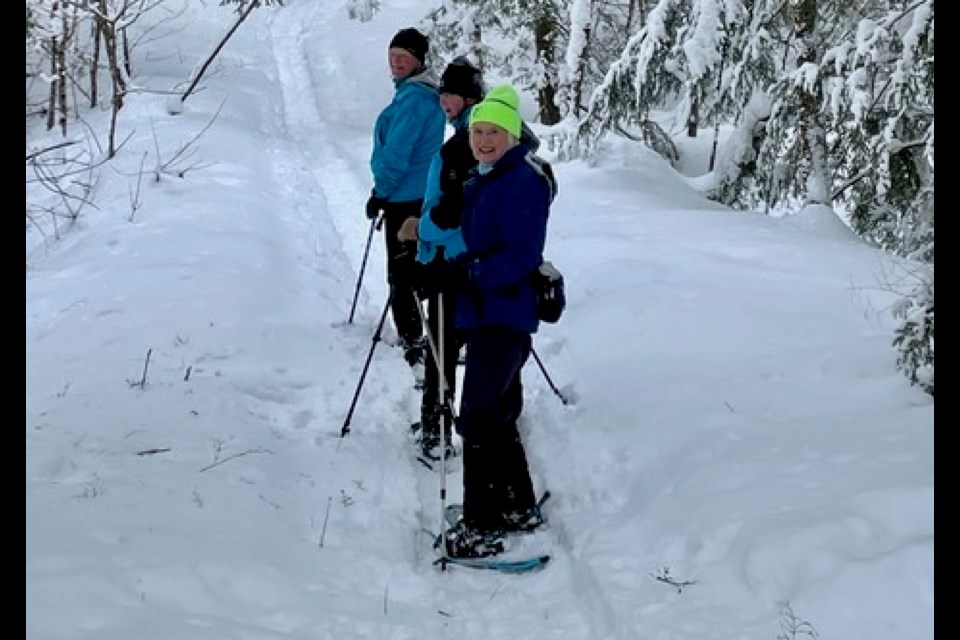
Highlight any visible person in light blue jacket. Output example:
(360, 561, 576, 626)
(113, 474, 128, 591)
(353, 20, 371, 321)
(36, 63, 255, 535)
(365, 28, 445, 367)
(396, 57, 483, 461)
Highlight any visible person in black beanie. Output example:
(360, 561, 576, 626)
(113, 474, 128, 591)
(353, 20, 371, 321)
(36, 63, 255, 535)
(366, 28, 445, 368)
(388, 27, 429, 67)
(396, 56, 484, 460)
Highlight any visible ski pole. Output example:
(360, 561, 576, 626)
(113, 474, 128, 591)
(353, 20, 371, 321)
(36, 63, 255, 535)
(340, 288, 393, 437)
(413, 289, 459, 424)
(412, 287, 457, 570)
(347, 215, 379, 324)
(530, 346, 570, 405)
(436, 290, 450, 568)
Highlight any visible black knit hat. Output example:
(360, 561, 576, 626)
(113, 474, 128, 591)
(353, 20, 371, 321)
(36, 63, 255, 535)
(439, 56, 483, 101)
(388, 27, 429, 65)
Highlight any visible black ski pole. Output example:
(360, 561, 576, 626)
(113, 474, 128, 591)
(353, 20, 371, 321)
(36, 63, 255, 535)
(530, 346, 570, 405)
(437, 290, 450, 565)
(347, 216, 379, 324)
(340, 288, 393, 437)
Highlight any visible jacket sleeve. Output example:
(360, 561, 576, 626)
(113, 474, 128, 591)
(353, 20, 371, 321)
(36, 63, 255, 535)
(417, 153, 468, 262)
(418, 213, 467, 262)
(374, 92, 436, 199)
(420, 152, 443, 217)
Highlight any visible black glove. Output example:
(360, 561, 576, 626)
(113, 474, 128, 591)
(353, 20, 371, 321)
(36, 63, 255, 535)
(429, 202, 461, 231)
(365, 190, 387, 220)
(415, 257, 456, 298)
(414, 259, 439, 298)
(413, 262, 435, 298)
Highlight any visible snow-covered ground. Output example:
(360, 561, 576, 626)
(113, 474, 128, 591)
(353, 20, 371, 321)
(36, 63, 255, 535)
(26, 2, 934, 639)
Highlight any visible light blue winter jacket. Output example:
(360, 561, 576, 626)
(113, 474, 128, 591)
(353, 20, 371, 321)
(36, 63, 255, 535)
(416, 107, 472, 264)
(370, 71, 446, 203)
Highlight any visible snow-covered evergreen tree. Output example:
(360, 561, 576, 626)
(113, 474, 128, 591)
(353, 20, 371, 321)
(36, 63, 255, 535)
(735, 1, 933, 395)
(570, 0, 752, 163)
(567, 0, 933, 394)
(557, 0, 595, 120)
(821, 2, 933, 394)
(421, 0, 566, 123)
(821, 3, 933, 261)
(892, 271, 933, 396)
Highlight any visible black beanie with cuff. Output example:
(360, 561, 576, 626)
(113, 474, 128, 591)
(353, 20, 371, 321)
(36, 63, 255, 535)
(438, 56, 483, 102)
(389, 28, 429, 65)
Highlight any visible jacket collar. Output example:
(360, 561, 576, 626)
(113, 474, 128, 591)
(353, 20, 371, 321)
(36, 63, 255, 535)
(482, 143, 527, 178)
(394, 67, 439, 92)
(451, 105, 473, 130)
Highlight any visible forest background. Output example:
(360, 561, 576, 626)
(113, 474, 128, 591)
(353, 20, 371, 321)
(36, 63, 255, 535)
(25, 0, 934, 396)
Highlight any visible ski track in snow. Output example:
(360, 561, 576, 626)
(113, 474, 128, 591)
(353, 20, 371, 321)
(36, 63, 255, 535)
(266, 10, 383, 308)
(254, 4, 622, 638)
(265, 15, 367, 312)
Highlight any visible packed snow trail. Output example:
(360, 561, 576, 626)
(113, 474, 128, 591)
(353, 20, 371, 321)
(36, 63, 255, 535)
(253, 3, 620, 639)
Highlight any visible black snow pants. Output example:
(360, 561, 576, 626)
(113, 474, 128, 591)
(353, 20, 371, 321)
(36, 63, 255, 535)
(381, 200, 424, 347)
(456, 326, 537, 531)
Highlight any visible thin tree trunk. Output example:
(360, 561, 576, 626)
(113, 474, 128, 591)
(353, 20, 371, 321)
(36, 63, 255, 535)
(627, 0, 649, 32)
(57, 9, 69, 136)
(90, 17, 102, 107)
(122, 26, 132, 77)
(707, 41, 726, 171)
(533, 15, 561, 125)
(686, 92, 699, 137)
(571, 24, 591, 118)
(795, 0, 829, 205)
(98, 0, 127, 105)
(708, 120, 721, 171)
(47, 36, 58, 130)
(471, 22, 483, 73)
(45, 2, 60, 130)
(97, 0, 127, 157)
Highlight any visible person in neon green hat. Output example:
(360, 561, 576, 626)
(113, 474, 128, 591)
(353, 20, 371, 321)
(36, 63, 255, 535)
(469, 84, 522, 136)
(435, 83, 559, 559)
(396, 76, 549, 464)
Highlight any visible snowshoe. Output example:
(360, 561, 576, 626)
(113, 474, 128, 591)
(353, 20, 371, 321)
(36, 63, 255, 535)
(435, 518, 506, 559)
(503, 504, 546, 533)
(419, 431, 456, 462)
(401, 336, 426, 368)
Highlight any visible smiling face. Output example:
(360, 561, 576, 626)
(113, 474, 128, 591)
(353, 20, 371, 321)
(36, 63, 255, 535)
(470, 122, 511, 164)
(388, 48, 420, 80)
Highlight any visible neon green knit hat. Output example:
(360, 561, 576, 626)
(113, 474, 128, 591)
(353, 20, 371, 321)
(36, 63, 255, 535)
(469, 84, 521, 138)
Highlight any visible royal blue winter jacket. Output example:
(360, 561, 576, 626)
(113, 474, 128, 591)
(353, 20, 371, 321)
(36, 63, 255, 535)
(417, 113, 544, 265)
(456, 144, 553, 334)
(370, 72, 445, 203)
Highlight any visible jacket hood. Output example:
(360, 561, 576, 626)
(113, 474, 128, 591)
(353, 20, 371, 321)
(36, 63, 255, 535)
(396, 67, 440, 92)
